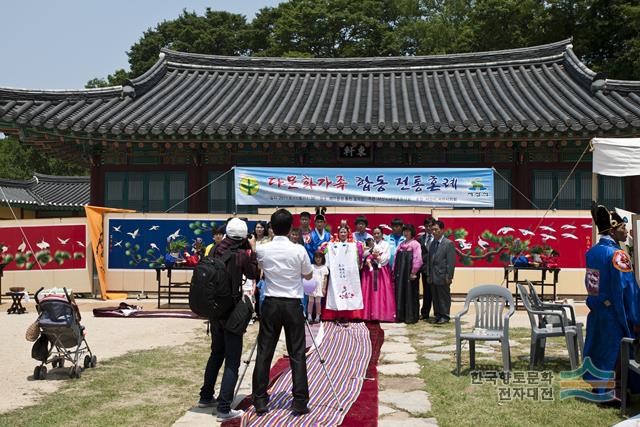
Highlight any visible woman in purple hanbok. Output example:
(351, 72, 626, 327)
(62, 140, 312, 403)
(360, 226, 396, 322)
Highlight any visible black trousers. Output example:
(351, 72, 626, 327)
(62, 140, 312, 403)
(420, 272, 432, 319)
(200, 320, 243, 413)
(432, 283, 452, 320)
(252, 297, 309, 407)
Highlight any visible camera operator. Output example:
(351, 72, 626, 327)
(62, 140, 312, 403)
(198, 218, 258, 421)
(252, 209, 314, 416)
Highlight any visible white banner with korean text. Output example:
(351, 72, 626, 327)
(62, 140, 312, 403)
(234, 167, 494, 207)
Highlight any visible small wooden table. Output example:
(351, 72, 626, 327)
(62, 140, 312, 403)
(503, 266, 560, 309)
(155, 265, 194, 308)
(6, 292, 27, 314)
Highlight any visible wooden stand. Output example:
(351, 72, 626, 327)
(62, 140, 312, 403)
(155, 265, 194, 308)
(7, 291, 27, 314)
(503, 265, 560, 309)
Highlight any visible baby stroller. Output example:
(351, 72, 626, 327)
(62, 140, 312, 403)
(32, 287, 96, 379)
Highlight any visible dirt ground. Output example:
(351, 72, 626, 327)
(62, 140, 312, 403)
(0, 297, 205, 414)
(0, 295, 588, 415)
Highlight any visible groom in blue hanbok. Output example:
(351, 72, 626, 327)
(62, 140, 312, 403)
(584, 203, 640, 400)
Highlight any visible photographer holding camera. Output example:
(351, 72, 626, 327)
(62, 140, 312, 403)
(252, 209, 314, 416)
(198, 218, 258, 421)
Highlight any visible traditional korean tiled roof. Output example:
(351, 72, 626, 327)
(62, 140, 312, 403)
(0, 173, 89, 209)
(1, 39, 640, 138)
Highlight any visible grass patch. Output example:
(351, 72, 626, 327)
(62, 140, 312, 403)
(405, 323, 634, 427)
(0, 333, 212, 427)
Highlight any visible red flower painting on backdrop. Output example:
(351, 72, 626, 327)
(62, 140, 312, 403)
(0, 224, 87, 271)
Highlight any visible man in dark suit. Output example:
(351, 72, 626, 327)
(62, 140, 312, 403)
(418, 217, 435, 321)
(427, 220, 457, 324)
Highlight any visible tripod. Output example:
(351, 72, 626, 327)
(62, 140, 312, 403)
(233, 339, 258, 403)
(302, 305, 344, 412)
(233, 306, 344, 412)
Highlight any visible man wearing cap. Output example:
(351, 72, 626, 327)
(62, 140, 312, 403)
(584, 203, 640, 400)
(198, 218, 258, 421)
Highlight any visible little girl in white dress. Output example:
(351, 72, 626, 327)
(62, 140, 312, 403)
(308, 251, 329, 322)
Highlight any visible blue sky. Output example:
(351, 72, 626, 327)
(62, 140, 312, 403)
(0, 1, 283, 90)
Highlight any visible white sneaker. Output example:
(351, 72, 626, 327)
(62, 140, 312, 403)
(216, 409, 244, 421)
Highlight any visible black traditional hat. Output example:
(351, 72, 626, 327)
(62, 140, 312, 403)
(590, 202, 626, 234)
(315, 206, 327, 222)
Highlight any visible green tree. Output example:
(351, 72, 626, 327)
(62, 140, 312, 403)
(128, 9, 251, 78)
(576, 0, 640, 80)
(85, 8, 251, 86)
(250, 0, 419, 58)
(465, 0, 550, 51)
(86, 0, 640, 92)
(0, 137, 87, 180)
(85, 69, 129, 88)
(395, 0, 475, 55)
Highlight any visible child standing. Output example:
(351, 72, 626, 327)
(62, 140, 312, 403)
(308, 251, 329, 323)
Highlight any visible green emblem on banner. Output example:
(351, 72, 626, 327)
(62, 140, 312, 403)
(239, 177, 259, 196)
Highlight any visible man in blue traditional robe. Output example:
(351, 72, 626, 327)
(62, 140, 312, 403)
(584, 203, 640, 400)
(305, 213, 331, 262)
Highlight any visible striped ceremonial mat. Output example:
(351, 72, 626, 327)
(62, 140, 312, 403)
(239, 321, 372, 427)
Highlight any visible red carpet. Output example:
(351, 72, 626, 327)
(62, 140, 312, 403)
(225, 321, 384, 426)
(339, 322, 383, 427)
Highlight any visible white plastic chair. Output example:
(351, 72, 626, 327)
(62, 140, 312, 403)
(455, 285, 515, 376)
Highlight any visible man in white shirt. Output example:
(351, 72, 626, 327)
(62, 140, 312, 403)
(252, 209, 314, 416)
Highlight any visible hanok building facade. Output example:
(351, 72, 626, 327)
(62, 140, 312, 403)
(0, 173, 89, 219)
(0, 39, 638, 214)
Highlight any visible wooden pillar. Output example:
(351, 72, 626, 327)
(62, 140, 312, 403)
(90, 153, 103, 206)
(625, 175, 640, 213)
(187, 150, 205, 213)
(511, 146, 532, 209)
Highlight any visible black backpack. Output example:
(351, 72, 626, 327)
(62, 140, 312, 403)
(189, 250, 240, 320)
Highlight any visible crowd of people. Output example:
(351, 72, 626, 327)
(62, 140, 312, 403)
(195, 210, 458, 420)
(196, 203, 640, 419)
(214, 211, 457, 326)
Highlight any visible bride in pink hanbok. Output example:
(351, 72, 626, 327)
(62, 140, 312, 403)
(360, 226, 396, 322)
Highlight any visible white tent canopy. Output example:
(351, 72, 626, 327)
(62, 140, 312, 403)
(592, 137, 640, 177)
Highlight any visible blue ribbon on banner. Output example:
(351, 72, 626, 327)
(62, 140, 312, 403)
(234, 167, 494, 207)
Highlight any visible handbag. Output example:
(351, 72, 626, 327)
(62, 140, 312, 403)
(31, 335, 49, 362)
(225, 295, 254, 336)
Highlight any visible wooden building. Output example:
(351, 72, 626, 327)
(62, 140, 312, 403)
(0, 173, 89, 219)
(0, 39, 638, 213)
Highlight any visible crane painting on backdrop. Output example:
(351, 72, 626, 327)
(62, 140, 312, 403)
(442, 217, 593, 269)
(0, 224, 87, 270)
(293, 213, 593, 269)
(106, 218, 257, 270)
